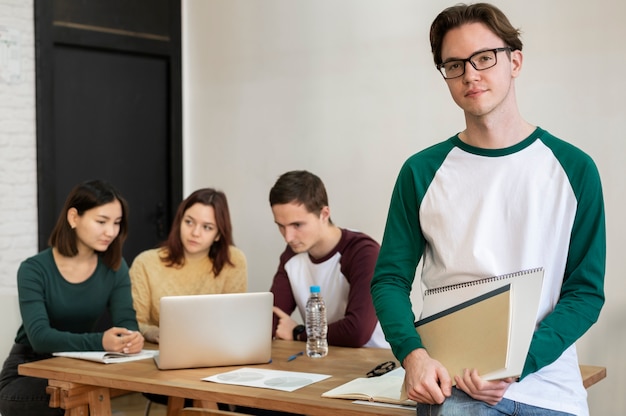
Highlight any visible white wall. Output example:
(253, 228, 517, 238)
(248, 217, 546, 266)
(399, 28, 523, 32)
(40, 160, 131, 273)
(0, 0, 36, 326)
(182, 0, 625, 413)
(0, 0, 35, 378)
(0, 294, 21, 361)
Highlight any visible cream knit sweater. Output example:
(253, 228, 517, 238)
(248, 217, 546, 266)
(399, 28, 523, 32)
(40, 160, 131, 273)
(129, 246, 248, 338)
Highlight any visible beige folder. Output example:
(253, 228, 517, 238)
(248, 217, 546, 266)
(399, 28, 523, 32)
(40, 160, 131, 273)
(415, 284, 512, 381)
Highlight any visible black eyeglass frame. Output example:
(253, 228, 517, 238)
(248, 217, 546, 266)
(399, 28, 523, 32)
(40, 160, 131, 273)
(366, 360, 397, 378)
(436, 47, 513, 79)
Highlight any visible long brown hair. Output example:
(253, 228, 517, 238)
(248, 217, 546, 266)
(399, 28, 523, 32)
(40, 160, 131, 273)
(48, 180, 129, 270)
(161, 188, 234, 276)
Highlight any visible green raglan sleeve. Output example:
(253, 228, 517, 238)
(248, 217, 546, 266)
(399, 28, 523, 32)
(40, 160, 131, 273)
(371, 143, 452, 365)
(521, 141, 606, 377)
(371, 166, 423, 364)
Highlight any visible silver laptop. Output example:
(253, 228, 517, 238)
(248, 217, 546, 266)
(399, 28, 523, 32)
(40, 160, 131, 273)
(154, 292, 273, 370)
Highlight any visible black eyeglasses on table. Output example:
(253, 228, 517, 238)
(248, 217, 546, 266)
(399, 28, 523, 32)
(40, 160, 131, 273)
(366, 360, 397, 377)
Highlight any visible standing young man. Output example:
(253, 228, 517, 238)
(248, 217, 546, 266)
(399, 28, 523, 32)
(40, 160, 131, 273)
(269, 170, 388, 348)
(371, 3, 605, 415)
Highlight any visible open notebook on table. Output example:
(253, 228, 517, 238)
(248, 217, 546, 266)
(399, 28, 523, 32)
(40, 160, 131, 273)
(322, 367, 415, 407)
(53, 349, 157, 364)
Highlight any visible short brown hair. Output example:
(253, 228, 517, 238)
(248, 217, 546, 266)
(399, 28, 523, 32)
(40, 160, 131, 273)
(48, 180, 129, 270)
(269, 170, 331, 220)
(161, 188, 234, 276)
(430, 3, 523, 66)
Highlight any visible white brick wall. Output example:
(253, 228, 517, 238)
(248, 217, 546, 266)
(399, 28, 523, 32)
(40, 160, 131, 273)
(0, 0, 36, 295)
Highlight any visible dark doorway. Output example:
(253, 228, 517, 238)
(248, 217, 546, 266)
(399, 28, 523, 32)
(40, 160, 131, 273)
(35, 0, 182, 264)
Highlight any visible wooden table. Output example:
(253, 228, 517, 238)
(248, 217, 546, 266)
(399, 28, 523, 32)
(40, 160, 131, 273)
(580, 364, 607, 389)
(18, 340, 606, 416)
(19, 340, 412, 416)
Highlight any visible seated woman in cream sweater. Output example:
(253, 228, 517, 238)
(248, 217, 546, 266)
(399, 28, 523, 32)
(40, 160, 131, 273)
(130, 188, 248, 344)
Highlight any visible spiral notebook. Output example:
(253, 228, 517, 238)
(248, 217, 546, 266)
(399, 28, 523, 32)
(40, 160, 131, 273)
(415, 268, 544, 382)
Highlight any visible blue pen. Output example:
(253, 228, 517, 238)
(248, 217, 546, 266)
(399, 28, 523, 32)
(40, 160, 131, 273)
(287, 351, 304, 362)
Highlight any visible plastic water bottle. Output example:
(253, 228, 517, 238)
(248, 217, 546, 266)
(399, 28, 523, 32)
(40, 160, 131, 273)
(305, 285, 328, 358)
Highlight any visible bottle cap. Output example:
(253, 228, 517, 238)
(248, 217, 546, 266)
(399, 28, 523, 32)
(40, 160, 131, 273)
(310, 285, 321, 293)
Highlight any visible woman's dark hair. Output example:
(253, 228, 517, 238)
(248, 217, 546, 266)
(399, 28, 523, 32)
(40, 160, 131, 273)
(48, 180, 129, 270)
(430, 3, 523, 66)
(269, 170, 332, 223)
(161, 188, 234, 276)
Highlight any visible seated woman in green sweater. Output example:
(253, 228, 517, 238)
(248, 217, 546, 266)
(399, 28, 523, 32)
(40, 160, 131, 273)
(0, 180, 144, 416)
(129, 188, 248, 343)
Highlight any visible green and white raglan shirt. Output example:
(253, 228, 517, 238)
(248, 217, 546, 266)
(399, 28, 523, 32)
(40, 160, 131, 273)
(371, 127, 605, 415)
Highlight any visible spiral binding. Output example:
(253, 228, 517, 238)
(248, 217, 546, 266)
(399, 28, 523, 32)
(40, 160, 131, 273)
(424, 267, 543, 296)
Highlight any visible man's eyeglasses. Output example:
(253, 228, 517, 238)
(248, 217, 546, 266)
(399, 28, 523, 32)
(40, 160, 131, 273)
(366, 361, 396, 377)
(437, 47, 512, 79)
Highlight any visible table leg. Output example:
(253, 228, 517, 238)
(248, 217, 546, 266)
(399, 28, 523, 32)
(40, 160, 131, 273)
(167, 396, 219, 415)
(65, 405, 89, 416)
(87, 387, 112, 416)
(193, 399, 218, 409)
(167, 396, 185, 416)
(47, 384, 89, 416)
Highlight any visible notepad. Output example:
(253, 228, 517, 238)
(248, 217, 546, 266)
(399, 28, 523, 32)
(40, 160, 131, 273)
(53, 349, 158, 364)
(415, 268, 544, 382)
